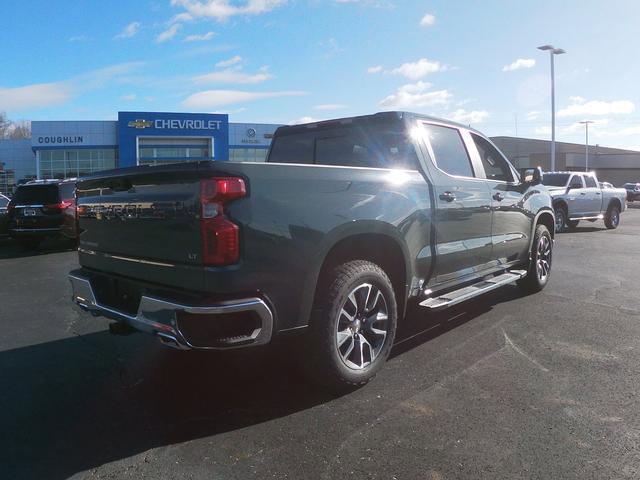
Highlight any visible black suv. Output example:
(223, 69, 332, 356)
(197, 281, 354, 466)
(7, 179, 77, 248)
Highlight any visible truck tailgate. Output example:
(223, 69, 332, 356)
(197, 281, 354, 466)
(77, 164, 206, 289)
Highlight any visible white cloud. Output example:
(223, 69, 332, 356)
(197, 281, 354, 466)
(193, 66, 272, 84)
(526, 110, 540, 120)
(170, 0, 288, 22)
(448, 109, 489, 124)
(289, 116, 321, 125)
(156, 23, 182, 43)
(569, 95, 586, 104)
(216, 55, 242, 68)
(184, 31, 216, 41)
(367, 65, 383, 74)
(420, 13, 435, 27)
(314, 104, 347, 110)
(0, 62, 143, 113)
(502, 58, 536, 72)
(379, 81, 451, 109)
(0, 82, 71, 111)
(389, 58, 448, 80)
(558, 98, 635, 117)
(121, 94, 137, 101)
(183, 89, 306, 108)
(115, 22, 141, 39)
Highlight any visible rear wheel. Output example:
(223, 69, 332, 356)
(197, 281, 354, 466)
(554, 206, 567, 233)
(604, 205, 620, 229)
(517, 224, 552, 294)
(307, 260, 397, 389)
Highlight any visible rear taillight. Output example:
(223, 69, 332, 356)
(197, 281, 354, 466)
(200, 177, 246, 266)
(43, 200, 73, 213)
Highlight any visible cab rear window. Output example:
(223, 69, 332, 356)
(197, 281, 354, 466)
(12, 185, 59, 205)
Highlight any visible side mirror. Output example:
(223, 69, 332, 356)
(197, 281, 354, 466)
(520, 167, 541, 186)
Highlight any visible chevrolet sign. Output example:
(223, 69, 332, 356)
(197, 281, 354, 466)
(127, 119, 154, 129)
(128, 118, 222, 130)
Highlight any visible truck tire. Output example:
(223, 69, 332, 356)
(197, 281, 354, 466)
(604, 204, 620, 229)
(554, 206, 567, 233)
(517, 224, 552, 294)
(308, 260, 397, 389)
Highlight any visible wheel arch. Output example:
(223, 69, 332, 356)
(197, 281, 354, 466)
(300, 222, 412, 328)
(607, 197, 622, 212)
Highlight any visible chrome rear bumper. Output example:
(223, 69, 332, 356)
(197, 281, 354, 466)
(68, 274, 273, 350)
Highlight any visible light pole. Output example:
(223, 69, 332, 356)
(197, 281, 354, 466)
(538, 45, 566, 171)
(580, 120, 594, 171)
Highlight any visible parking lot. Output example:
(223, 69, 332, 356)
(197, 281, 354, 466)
(2, 208, 640, 480)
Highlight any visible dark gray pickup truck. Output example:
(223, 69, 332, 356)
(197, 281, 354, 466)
(69, 112, 555, 387)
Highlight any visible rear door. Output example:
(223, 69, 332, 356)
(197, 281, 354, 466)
(467, 132, 530, 266)
(419, 121, 493, 285)
(582, 175, 603, 216)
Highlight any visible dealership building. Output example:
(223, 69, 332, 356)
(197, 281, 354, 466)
(0, 111, 281, 193)
(2, 111, 640, 195)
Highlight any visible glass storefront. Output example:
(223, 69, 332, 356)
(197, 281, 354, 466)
(229, 147, 269, 162)
(38, 148, 117, 179)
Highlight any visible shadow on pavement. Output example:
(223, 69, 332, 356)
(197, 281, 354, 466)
(0, 237, 76, 259)
(1, 284, 523, 479)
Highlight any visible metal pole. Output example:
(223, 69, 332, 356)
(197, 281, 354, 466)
(580, 120, 594, 172)
(550, 51, 556, 171)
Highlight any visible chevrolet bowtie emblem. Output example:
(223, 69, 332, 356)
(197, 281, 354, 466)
(128, 119, 153, 129)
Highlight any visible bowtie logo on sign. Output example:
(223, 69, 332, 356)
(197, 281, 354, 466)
(128, 119, 153, 129)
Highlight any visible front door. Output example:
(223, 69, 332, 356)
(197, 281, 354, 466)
(467, 133, 530, 266)
(418, 122, 493, 286)
(567, 174, 587, 217)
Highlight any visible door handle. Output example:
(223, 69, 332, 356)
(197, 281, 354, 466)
(580, 192, 586, 195)
(596, 192, 601, 195)
(492, 192, 505, 201)
(439, 191, 456, 202)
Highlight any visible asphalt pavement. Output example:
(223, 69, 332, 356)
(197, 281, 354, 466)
(2, 208, 640, 479)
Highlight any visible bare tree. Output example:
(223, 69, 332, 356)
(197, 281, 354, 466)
(0, 112, 31, 139)
(9, 120, 31, 139)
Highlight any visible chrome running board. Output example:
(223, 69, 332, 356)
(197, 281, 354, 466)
(568, 214, 604, 221)
(419, 270, 527, 310)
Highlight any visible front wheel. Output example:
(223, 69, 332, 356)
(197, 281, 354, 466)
(307, 260, 397, 389)
(517, 224, 553, 294)
(604, 205, 620, 229)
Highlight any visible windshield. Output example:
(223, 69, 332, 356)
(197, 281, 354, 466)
(542, 173, 570, 187)
(0, 195, 8, 207)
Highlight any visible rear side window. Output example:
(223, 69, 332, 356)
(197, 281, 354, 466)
(569, 176, 584, 189)
(584, 176, 597, 188)
(471, 133, 515, 182)
(13, 185, 59, 205)
(423, 123, 474, 177)
(267, 131, 315, 164)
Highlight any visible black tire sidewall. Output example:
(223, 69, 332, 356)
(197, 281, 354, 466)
(606, 206, 620, 229)
(519, 224, 552, 293)
(311, 261, 398, 387)
(554, 206, 566, 233)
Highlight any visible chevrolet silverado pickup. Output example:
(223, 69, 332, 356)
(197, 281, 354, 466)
(541, 171, 626, 232)
(69, 112, 555, 388)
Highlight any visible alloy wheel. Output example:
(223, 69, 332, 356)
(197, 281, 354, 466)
(335, 283, 389, 370)
(536, 235, 552, 281)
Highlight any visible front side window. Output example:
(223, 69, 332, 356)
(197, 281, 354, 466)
(423, 123, 474, 177)
(471, 133, 515, 182)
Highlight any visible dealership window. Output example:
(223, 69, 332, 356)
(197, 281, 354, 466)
(38, 148, 117, 179)
(229, 147, 269, 162)
(137, 137, 212, 166)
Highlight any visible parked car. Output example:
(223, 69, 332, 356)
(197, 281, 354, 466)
(542, 171, 627, 232)
(69, 112, 555, 388)
(7, 179, 78, 248)
(623, 182, 640, 202)
(0, 193, 9, 236)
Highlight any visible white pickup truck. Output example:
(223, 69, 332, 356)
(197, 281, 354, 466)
(542, 171, 627, 232)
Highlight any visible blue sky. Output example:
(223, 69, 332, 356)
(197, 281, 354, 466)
(2, 0, 640, 149)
